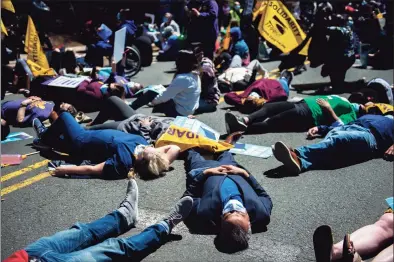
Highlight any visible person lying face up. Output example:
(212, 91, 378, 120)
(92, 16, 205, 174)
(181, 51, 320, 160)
(32, 112, 181, 180)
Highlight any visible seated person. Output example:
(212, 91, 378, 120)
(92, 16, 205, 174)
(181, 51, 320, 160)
(31, 112, 181, 179)
(182, 149, 272, 253)
(272, 114, 394, 174)
(160, 12, 180, 35)
(87, 96, 174, 144)
(224, 70, 292, 113)
(229, 27, 250, 66)
(225, 95, 358, 134)
(1, 96, 77, 131)
(313, 209, 393, 262)
(131, 50, 201, 117)
(195, 57, 220, 114)
(157, 26, 181, 61)
(215, 27, 251, 72)
(84, 23, 113, 67)
(4, 180, 194, 262)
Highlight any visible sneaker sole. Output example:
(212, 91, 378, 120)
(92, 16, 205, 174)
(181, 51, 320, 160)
(225, 113, 247, 133)
(274, 141, 301, 174)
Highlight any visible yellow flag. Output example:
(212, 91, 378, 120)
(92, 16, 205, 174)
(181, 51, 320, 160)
(1, 19, 8, 36)
(27, 60, 56, 77)
(25, 16, 51, 70)
(257, 1, 309, 55)
(155, 125, 233, 153)
(1, 0, 15, 13)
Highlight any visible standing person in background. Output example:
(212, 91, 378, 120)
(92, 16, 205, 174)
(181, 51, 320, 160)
(186, 0, 219, 59)
(322, 14, 355, 92)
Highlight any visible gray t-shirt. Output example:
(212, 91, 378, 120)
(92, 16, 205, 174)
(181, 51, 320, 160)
(117, 114, 174, 144)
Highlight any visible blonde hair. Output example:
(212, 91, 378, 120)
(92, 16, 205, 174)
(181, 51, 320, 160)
(128, 150, 170, 180)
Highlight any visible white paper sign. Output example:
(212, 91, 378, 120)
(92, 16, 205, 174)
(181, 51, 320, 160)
(48, 76, 87, 88)
(113, 27, 127, 64)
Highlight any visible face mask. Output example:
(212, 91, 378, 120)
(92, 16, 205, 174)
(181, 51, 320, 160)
(223, 199, 247, 215)
(134, 145, 147, 160)
(234, 5, 241, 11)
(222, 6, 230, 14)
(116, 12, 121, 21)
(163, 17, 169, 23)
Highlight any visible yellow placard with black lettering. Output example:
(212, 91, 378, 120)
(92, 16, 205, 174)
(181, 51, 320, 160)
(1, 19, 8, 36)
(1, 0, 15, 13)
(27, 60, 56, 77)
(155, 125, 233, 153)
(256, 1, 309, 55)
(25, 16, 50, 69)
(24, 16, 56, 76)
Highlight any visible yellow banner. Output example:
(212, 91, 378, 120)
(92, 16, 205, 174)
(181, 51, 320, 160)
(1, 0, 15, 13)
(27, 60, 56, 77)
(155, 125, 233, 153)
(25, 16, 50, 69)
(1, 19, 8, 36)
(257, 1, 309, 55)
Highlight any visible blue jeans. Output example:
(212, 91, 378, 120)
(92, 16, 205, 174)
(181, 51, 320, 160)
(195, 99, 217, 114)
(278, 78, 290, 96)
(185, 150, 238, 175)
(295, 125, 378, 171)
(25, 211, 168, 262)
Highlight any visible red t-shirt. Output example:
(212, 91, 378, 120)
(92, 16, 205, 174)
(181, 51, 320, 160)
(4, 250, 29, 262)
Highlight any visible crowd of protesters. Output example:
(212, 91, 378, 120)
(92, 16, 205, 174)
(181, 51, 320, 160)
(2, 0, 393, 261)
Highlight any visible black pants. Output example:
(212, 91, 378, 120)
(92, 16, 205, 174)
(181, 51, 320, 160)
(131, 90, 181, 117)
(246, 101, 314, 134)
(90, 96, 136, 126)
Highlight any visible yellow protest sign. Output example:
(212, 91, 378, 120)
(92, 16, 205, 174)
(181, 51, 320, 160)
(155, 125, 233, 153)
(24, 16, 56, 76)
(257, 1, 309, 55)
(1, 0, 15, 13)
(1, 19, 8, 36)
(27, 60, 56, 77)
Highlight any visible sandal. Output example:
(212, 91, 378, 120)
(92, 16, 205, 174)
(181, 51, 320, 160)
(313, 225, 333, 262)
(341, 234, 363, 262)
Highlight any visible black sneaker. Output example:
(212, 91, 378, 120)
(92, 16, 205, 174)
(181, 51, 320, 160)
(165, 196, 193, 231)
(32, 138, 51, 151)
(32, 118, 47, 138)
(225, 112, 247, 134)
(117, 179, 139, 227)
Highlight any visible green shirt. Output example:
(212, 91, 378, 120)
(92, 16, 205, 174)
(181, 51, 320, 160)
(304, 95, 357, 126)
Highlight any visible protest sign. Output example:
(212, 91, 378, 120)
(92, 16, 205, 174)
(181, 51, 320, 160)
(113, 27, 127, 64)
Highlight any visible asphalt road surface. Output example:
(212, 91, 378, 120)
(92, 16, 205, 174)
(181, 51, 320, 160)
(1, 60, 393, 262)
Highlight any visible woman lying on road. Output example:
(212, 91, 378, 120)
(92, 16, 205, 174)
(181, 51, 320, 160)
(1, 97, 77, 140)
(225, 95, 358, 134)
(31, 112, 181, 179)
